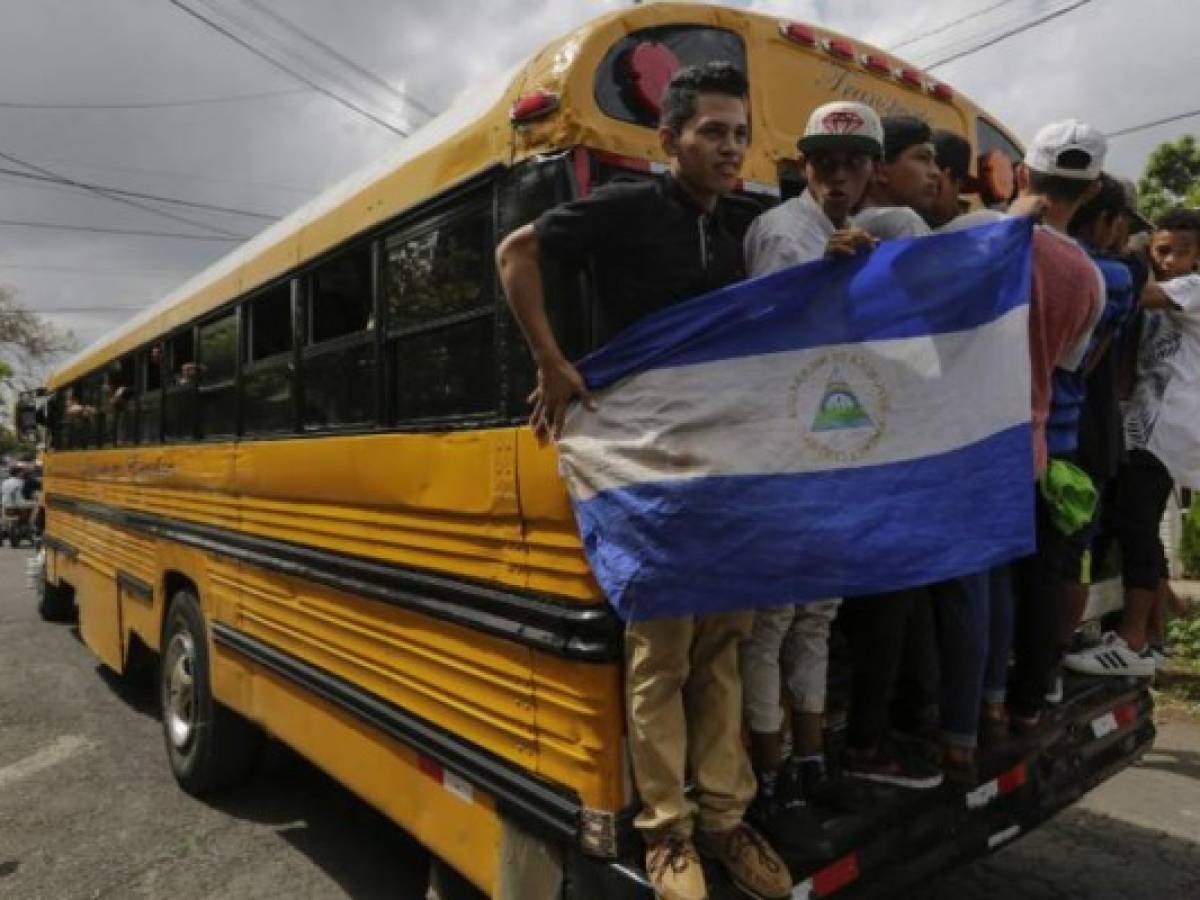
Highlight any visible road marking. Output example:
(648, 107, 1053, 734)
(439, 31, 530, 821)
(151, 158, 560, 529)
(0, 735, 94, 790)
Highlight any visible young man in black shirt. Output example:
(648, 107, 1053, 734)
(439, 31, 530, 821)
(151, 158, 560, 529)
(496, 62, 792, 900)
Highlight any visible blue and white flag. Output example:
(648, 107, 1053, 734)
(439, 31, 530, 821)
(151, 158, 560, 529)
(557, 216, 1037, 621)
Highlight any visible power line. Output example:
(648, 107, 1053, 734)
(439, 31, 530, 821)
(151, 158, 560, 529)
(0, 147, 249, 239)
(0, 88, 311, 110)
(0, 218, 243, 241)
(0, 167, 280, 220)
(0, 263, 189, 276)
(24, 306, 149, 314)
(165, 0, 409, 137)
(23, 153, 315, 196)
(886, 0, 1021, 51)
(238, 0, 438, 120)
(1107, 107, 1200, 139)
(925, 0, 1096, 70)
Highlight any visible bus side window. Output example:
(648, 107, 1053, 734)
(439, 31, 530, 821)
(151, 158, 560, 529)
(139, 343, 163, 444)
(106, 354, 137, 447)
(198, 311, 238, 439)
(384, 194, 496, 424)
(47, 392, 63, 450)
(301, 244, 376, 431)
(164, 330, 197, 443)
(242, 281, 296, 435)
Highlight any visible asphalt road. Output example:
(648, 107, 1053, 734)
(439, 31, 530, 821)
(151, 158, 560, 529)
(1, 549, 1198, 899)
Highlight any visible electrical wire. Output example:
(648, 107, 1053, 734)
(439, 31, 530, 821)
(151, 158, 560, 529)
(0, 88, 310, 110)
(0, 147, 249, 239)
(886, 0, 1021, 51)
(237, 0, 438, 120)
(0, 218, 243, 241)
(1107, 107, 1200, 139)
(0, 167, 280, 220)
(924, 0, 1096, 70)
(165, 0, 409, 137)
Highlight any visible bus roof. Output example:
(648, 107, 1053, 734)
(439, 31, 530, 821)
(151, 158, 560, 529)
(49, 2, 1019, 389)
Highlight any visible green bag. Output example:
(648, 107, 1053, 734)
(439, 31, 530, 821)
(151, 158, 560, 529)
(1039, 458, 1098, 536)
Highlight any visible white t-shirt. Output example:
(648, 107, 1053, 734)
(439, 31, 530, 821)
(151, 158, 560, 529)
(851, 205, 931, 240)
(1, 476, 26, 510)
(1125, 274, 1200, 488)
(744, 189, 837, 275)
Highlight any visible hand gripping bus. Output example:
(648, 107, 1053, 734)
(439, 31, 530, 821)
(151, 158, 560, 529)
(31, 5, 1153, 897)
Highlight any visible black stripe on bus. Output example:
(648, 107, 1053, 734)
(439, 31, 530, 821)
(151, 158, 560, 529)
(43, 534, 79, 560)
(210, 621, 584, 844)
(47, 493, 621, 662)
(116, 571, 153, 602)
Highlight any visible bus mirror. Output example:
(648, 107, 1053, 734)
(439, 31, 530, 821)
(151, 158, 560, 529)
(15, 393, 38, 443)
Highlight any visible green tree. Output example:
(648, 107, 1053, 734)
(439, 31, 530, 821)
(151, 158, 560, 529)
(1138, 135, 1200, 224)
(0, 286, 75, 390)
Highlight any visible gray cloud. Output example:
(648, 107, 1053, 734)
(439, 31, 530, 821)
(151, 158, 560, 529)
(1, 0, 1195, 356)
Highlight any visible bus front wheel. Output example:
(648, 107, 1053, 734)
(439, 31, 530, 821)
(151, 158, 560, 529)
(160, 589, 261, 794)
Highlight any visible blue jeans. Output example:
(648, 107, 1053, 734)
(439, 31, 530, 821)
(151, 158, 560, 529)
(929, 572, 990, 749)
(984, 566, 1014, 705)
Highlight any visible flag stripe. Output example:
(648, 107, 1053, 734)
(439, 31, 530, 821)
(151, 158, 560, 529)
(560, 305, 1031, 501)
(571, 423, 1035, 618)
(578, 217, 1035, 391)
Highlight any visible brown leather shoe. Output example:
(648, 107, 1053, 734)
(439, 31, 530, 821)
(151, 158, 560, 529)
(696, 822, 792, 899)
(645, 834, 707, 900)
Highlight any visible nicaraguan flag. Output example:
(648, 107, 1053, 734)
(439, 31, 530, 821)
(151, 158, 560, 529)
(557, 216, 1037, 621)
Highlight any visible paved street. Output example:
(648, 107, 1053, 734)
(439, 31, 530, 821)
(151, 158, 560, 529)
(2, 549, 1198, 899)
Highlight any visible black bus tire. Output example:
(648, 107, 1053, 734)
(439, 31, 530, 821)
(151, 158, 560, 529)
(37, 577, 74, 622)
(160, 589, 262, 795)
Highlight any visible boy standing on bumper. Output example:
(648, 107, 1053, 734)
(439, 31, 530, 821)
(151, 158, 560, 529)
(496, 62, 792, 900)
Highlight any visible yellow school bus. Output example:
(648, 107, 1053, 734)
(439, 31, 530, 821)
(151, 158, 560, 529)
(37, 5, 1141, 897)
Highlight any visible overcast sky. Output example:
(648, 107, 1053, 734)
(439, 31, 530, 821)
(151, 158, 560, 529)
(0, 0, 1195, 368)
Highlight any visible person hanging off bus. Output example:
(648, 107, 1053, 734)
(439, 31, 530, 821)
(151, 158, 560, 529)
(496, 62, 793, 900)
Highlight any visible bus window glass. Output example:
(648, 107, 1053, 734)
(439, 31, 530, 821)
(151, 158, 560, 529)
(249, 283, 292, 360)
(386, 199, 497, 422)
(243, 283, 296, 435)
(309, 245, 373, 344)
(595, 26, 746, 128)
(105, 355, 137, 446)
(139, 346, 162, 444)
(199, 312, 237, 438)
(385, 209, 489, 331)
(976, 117, 1023, 163)
(164, 330, 196, 442)
(394, 318, 495, 421)
(302, 341, 375, 429)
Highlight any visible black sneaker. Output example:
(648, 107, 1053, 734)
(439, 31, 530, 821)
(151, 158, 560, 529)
(843, 743, 944, 789)
(780, 756, 842, 809)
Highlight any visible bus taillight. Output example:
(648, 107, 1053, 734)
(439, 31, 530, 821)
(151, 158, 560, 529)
(780, 22, 817, 47)
(510, 90, 560, 124)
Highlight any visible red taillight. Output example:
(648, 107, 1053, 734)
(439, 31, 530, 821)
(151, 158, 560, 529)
(510, 90, 559, 123)
(899, 66, 924, 88)
(826, 37, 855, 59)
(862, 53, 892, 75)
(978, 149, 1016, 204)
(930, 82, 954, 101)
(781, 21, 817, 46)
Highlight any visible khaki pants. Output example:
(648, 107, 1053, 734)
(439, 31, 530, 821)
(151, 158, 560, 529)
(741, 600, 841, 732)
(625, 611, 756, 838)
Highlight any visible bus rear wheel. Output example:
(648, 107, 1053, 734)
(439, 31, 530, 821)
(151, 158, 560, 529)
(160, 589, 262, 794)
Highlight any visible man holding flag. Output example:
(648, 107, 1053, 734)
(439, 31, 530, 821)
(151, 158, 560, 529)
(496, 62, 793, 900)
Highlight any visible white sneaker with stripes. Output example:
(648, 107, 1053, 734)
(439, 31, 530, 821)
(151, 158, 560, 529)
(1063, 633, 1155, 679)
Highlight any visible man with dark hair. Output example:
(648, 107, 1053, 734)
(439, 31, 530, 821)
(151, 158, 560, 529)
(1067, 206, 1200, 678)
(852, 116, 940, 239)
(496, 61, 792, 900)
(1001, 120, 1106, 732)
(1045, 175, 1143, 677)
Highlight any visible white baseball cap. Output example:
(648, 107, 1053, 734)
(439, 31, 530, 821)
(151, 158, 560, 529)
(1023, 119, 1107, 180)
(798, 101, 884, 157)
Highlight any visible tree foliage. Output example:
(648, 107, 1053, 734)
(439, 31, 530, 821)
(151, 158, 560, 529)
(0, 285, 75, 389)
(1138, 135, 1200, 224)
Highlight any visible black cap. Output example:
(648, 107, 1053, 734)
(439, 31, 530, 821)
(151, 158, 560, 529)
(881, 115, 932, 162)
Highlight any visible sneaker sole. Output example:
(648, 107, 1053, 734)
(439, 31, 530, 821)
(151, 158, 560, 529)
(845, 770, 944, 789)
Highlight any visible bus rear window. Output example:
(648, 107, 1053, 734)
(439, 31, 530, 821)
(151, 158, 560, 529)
(595, 26, 746, 128)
